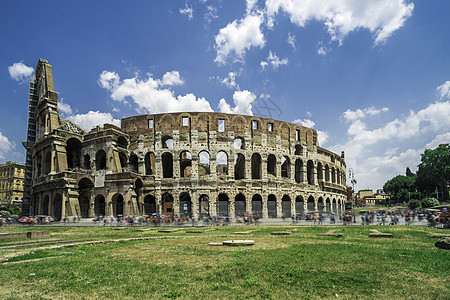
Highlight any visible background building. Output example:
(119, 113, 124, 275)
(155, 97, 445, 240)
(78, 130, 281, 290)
(0, 161, 25, 205)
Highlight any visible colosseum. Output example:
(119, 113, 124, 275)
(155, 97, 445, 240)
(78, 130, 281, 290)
(23, 59, 348, 221)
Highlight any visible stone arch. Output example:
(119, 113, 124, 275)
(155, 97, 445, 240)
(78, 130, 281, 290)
(217, 193, 229, 216)
(112, 193, 124, 217)
(307, 195, 315, 212)
(83, 154, 91, 169)
(325, 197, 331, 213)
(180, 151, 192, 178)
(251, 153, 262, 179)
(268, 194, 277, 218)
(318, 197, 324, 214)
(295, 159, 303, 183)
(53, 193, 63, 221)
(317, 162, 323, 181)
(44, 152, 51, 175)
(42, 195, 49, 215)
(117, 136, 128, 149)
(325, 165, 330, 182)
(331, 167, 336, 183)
(162, 193, 174, 217)
(78, 178, 94, 218)
(282, 195, 291, 218)
(66, 138, 82, 169)
(94, 194, 106, 217)
(307, 160, 315, 185)
(235, 193, 246, 217)
(162, 152, 173, 178)
(143, 195, 156, 215)
(234, 153, 245, 180)
(231, 116, 246, 134)
(267, 154, 276, 177)
(145, 152, 156, 175)
(252, 194, 262, 216)
(96, 150, 107, 170)
(281, 156, 290, 178)
(216, 151, 228, 175)
(119, 152, 127, 172)
(179, 192, 192, 217)
(295, 195, 304, 214)
(295, 144, 303, 155)
(129, 153, 139, 173)
(199, 194, 210, 217)
(332, 198, 337, 213)
(198, 150, 210, 176)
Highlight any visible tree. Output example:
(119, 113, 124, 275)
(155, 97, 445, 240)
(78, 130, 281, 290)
(406, 167, 415, 177)
(416, 144, 450, 201)
(421, 197, 439, 208)
(383, 175, 416, 201)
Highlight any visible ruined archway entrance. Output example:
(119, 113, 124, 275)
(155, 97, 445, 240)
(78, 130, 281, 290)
(112, 194, 124, 217)
(251, 194, 262, 217)
(179, 192, 192, 218)
(144, 195, 156, 215)
(199, 194, 209, 217)
(162, 193, 174, 217)
(281, 195, 291, 218)
(94, 194, 106, 217)
(78, 178, 94, 218)
(268, 194, 277, 218)
(307, 195, 315, 212)
(234, 193, 246, 217)
(295, 196, 304, 214)
(53, 194, 62, 221)
(217, 194, 229, 216)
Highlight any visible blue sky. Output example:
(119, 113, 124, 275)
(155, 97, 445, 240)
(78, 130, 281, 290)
(1, 0, 449, 191)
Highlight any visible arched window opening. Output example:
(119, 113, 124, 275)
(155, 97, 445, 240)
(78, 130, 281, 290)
(317, 162, 323, 181)
(234, 193, 246, 217)
(199, 194, 210, 217)
(318, 197, 324, 214)
(325, 165, 330, 182)
(78, 178, 94, 218)
(162, 193, 174, 217)
(180, 151, 192, 178)
(162, 152, 173, 178)
(252, 194, 262, 217)
(307, 196, 315, 212)
(53, 194, 63, 221)
(94, 194, 106, 217)
(234, 154, 245, 180)
(198, 151, 210, 175)
(42, 195, 49, 215)
(267, 154, 276, 177)
(251, 153, 262, 179)
(234, 137, 244, 150)
(179, 193, 192, 218)
(281, 156, 290, 178)
(268, 194, 277, 218)
(117, 136, 128, 149)
(44, 152, 51, 175)
(295, 196, 304, 214)
(331, 167, 336, 183)
(112, 194, 124, 217)
(66, 138, 82, 170)
(129, 154, 139, 173)
(217, 194, 229, 216)
(119, 152, 127, 172)
(145, 152, 156, 175)
(144, 195, 156, 215)
(307, 160, 315, 185)
(282, 195, 291, 218)
(96, 150, 107, 170)
(216, 151, 228, 176)
(295, 145, 303, 155)
(83, 154, 91, 170)
(295, 159, 303, 183)
(162, 136, 173, 149)
(326, 198, 331, 213)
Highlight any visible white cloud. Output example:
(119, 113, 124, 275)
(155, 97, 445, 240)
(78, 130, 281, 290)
(66, 111, 121, 131)
(246, 0, 259, 14)
(8, 62, 34, 81)
(214, 13, 265, 64)
(267, 51, 288, 68)
(205, 5, 219, 24)
(218, 72, 239, 89)
(437, 81, 450, 100)
(180, 3, 194, 20)
(0, 131, 14, 160)
(58, 99, 73, 116)
(260, 61, 269, 70)
(98, 70, 213, 114)
(318, 131, 329, 146)
(342, 106, 389, 122)
(218, 90, 256, 115)
(317, 46, 327, 56)
(265, 0, 414, 45)
(293, 118, 315, 128)
(287, 32, 296, 51)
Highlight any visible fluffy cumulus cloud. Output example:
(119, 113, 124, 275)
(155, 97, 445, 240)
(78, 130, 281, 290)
(0, 131, 14, 160)
(214, 13, 265, 64)
(218, 72, 239, 89)
(66, 111, 121, 131)
(293, 118, 328, 145)
(437, 81, 450, 100)
(261, 51, 288, 69)
(218, 90, 257, 115)
(98, 70, 213, 114)
(58, 99, 73, 116)
(329, 99, 450, 190)
(8, 62, 34, 81)
(265, 0, 414, 45)
(179, 3, 194, 20)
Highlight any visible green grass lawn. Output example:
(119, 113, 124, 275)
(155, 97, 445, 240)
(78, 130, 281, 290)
(0, 225, 448, 299)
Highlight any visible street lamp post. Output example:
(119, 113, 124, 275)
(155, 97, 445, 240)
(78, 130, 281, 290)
(349, 168, 357, 224)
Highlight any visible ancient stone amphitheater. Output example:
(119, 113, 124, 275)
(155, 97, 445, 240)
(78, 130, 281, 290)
(25, 59, 348, 220)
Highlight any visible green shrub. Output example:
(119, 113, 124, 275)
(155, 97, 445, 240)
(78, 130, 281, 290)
(408, 199, 421, 209)
(421, 197, 439, 208)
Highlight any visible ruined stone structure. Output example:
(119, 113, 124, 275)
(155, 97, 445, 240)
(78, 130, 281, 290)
(25, 59, 347, 221)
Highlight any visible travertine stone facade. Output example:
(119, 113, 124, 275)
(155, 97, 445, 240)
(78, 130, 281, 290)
(26, 59, 347, 220)
(0, 162, 25, 204)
